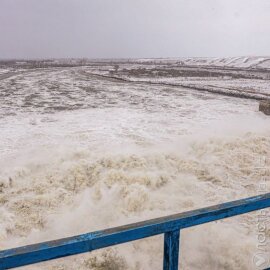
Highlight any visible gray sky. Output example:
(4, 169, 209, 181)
(0, 0, 270, 59)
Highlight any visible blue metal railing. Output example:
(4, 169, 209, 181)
(1, 193, 270, 270)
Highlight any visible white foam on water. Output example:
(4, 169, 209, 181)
(0, 68, 270, 269)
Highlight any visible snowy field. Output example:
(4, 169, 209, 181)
(0, 58, 270, 269)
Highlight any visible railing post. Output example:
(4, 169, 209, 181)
(163, 230, 180, 270)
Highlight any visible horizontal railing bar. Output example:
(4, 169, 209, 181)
(1, 193, 270, 269)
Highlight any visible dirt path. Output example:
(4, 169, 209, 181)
(81, 71, 269, 101)
(0, 71, 22, 81)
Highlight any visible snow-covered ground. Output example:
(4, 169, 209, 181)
(82, 56, 270, 100)
(134, 56, 270, 69)
(0, 68, 12, 76)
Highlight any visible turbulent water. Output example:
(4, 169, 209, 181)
(0, 67, 270, 269)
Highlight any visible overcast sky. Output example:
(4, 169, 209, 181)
(0, 0, 270, 59)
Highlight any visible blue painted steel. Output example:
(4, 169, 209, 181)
(163, 230, 180, 270)
(0, 193, 270, 270)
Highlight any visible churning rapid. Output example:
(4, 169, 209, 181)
(0, 66, 270, 270)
